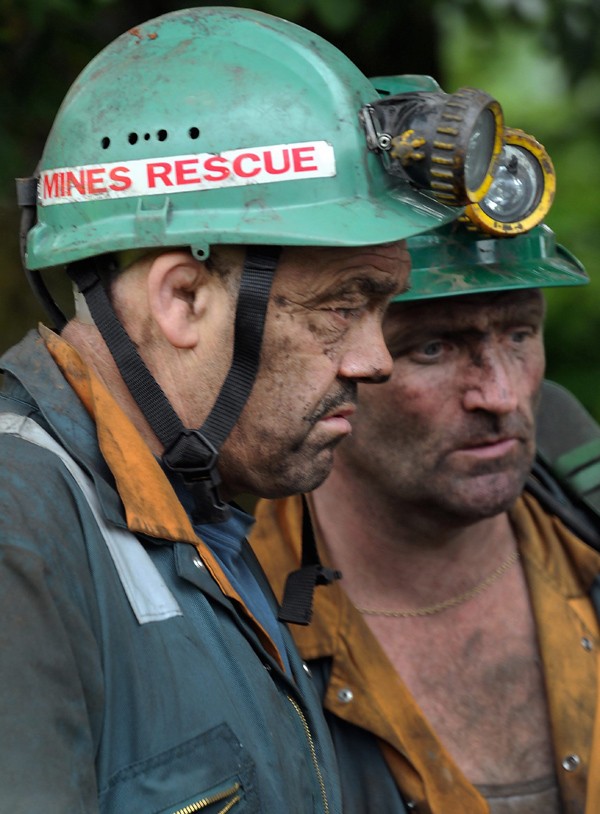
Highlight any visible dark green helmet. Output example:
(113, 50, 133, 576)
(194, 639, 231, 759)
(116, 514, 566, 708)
(26, 8, 459, 271)
(395, 223, 588, 302)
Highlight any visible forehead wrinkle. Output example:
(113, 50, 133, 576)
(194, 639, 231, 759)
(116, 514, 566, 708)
(450, 298, 546, 334)
(386, 290, 545, 333)
(295, 273, 400, 309)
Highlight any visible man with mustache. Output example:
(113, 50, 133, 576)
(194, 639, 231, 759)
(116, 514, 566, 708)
(251, 221, 599, 814)
(0, 9, 469, 812)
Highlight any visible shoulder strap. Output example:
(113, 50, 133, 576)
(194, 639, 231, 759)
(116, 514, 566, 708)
(0, 412, 182, 623)
(277, 496, 342, 626)
(526, 380, 600, 550)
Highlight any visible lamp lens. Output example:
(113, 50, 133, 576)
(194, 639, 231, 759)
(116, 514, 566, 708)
(464, 108, 497, 192)
(479, 144, 543, 222)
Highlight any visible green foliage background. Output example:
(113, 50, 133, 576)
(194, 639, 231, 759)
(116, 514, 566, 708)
(1, 0, 599, 415)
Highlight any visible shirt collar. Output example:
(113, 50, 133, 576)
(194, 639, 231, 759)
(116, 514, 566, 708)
(42, 325, 199, 544)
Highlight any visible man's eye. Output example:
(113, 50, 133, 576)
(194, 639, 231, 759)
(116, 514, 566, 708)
(322, 305, 363, 320)
(510, 328, 532, 343)
(336, 307, 361, 319)
(408, 339, 452, 363)
(419, 340, 445, 357)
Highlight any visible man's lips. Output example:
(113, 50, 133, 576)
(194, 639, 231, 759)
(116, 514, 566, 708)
(454, 437, 520, 460)
(318, 405, 356, 434)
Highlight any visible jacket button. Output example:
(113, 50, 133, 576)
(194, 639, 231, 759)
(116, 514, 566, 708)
(581, 637, 593, 651)
(337, 688, 353, 703)
(192, 555, 204, 569)
(562, 754, 581, 772)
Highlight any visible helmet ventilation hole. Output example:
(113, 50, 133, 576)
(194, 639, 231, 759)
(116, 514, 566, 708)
(100, 128, 191, 150)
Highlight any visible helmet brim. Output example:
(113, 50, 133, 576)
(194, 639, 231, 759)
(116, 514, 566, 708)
(394, 224, 588, 302)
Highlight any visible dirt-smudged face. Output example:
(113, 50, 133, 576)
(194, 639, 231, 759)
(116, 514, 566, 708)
(218, 241, 411, 498)
(334, 289, 546, 525)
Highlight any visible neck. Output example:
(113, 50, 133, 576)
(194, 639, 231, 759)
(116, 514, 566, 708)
(61, 320, 164, 455)
(310, 464, 518, 611)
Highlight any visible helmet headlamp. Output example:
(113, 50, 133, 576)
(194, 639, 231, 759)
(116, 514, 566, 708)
(464, 128, 555, 235)
(361, 86, 504, 206)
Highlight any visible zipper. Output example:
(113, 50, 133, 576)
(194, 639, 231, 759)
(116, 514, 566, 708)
(287, 695, 330, 814)
(170, 781, 241, 814)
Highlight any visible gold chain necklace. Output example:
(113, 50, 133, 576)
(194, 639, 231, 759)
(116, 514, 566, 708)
(356, 550, 520, 618)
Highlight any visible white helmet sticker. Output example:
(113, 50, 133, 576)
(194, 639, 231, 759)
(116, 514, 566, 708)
(39, 141, 336, 205)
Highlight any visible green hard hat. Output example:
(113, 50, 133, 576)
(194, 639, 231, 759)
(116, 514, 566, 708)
(26, 7, 458, 271)
(395, 223, 588, 302)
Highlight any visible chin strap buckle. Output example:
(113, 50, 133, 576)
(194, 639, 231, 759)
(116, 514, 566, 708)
(162, 429, 230, 523)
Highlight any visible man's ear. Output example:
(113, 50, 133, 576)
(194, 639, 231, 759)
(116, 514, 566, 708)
(146, 251, 211, 349)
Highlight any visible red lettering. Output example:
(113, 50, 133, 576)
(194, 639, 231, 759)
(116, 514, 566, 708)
(232, 152, 260, 178)
(175, 158, 202, 185)
(108, 166, 132, 191)
(292, 146, 318, 173)
(263, 148, 291, 175)
(65, 169, 87, 195)
(86, 168, 107, 194)
(43, 173, 61, 199)
(146, 162, 173, 188)
(203, 155, 230, 182)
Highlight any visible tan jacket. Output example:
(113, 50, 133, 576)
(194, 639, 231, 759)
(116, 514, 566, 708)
(251, 492, 600, 814)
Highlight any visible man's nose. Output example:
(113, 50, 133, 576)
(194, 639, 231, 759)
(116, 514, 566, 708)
(338, 313, 392, 384)
(461, 347, 519, 414)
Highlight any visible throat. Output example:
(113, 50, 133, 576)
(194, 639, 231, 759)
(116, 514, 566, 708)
(356, 549, 520, 618)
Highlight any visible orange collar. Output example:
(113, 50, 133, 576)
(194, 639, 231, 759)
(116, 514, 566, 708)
(43, 325, 198, 543)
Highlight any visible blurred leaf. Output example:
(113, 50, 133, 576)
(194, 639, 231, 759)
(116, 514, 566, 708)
(244, 0, 310, 19)
(312, 0, 362, 32)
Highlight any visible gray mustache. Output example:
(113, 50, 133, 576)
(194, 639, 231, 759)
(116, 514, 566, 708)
(309, 381, 358, 425)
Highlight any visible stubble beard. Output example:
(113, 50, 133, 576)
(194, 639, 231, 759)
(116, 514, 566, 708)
(420, 443, 535, 525)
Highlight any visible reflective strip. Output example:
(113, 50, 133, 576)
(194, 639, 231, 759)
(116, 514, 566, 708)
(39, 140, 337, 205)
(0, 412, 182, 624)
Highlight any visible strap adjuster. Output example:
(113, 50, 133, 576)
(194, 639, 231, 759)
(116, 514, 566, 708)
(162, 429, 220, 483)
(163, 429, 230, 523)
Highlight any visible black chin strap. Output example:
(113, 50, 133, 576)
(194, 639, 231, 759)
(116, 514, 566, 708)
(68, 246, 280, 523)
(278, 496, 342, 625)
(16, 175, 67, 332)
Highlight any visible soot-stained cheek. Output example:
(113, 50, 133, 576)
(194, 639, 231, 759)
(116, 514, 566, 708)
(384, 375, 429, 418)
(307, 308, 351, 347)
(259, 330, 309, 383)
(323, 347, 337, 362)
(306, 320, 343, 357)
(305, 316, 320, 335)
